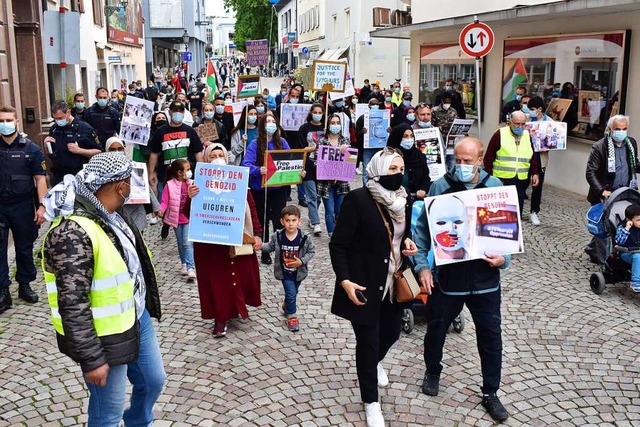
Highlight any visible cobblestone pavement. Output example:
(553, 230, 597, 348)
(1, 183, 639, 427)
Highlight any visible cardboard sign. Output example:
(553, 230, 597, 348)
(262, 149, 307, 188)
(195, 121, 220, 143)
(316, 146, 358, 181)
(311, 60, 348, 93)
(414, 127, 446, 180)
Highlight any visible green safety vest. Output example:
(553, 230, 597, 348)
(493, 126, 533, 180)
(42, 215, 136, 337)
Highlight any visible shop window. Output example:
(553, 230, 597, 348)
(429, 65, 441, 92)
(501, 31, 630, 141)
(443, 64, 457, 82)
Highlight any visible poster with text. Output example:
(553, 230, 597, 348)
(126, 162, 150, 204)
(316, 146, 358, 181)
(245, 39, 269, 67)
(526, 120, 567, 151)
(312, 60, 347, 92)
(120, 95, 154, 146)
(237, 75, 261, 99)
(329, 60, 355, 100)
(280, 103, 313, 131)
(363, 109, 390, 149)
(425, 185, 523, 266)
(414, 127, 446, 180)
(262, 149, 307, 188)
(445, 119, 475, 153)
(188, 163, 249, 246)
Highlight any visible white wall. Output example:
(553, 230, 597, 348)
(411, 0, 563, 23)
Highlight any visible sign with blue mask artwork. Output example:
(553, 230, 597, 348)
(363, 108, 390, 149)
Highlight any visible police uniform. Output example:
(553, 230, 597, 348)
(48, 118, 101, 184)
(0, 133, 46, 310)
(82, 102, 121, 149)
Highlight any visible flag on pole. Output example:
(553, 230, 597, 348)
(502, 58, 528, 104)
(206, 58, 219, 101)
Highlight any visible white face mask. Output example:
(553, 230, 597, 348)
(184, 170, 193, 180)
(211, 157, 226, 165)
(442, 103, 451, 110)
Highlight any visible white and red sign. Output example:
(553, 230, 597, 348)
(459, 21, 494, 58)
(292, 40, 300, 49)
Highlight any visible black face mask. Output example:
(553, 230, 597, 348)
(377, 173, 404, 191)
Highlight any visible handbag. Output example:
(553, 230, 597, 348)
(374, 203, 421, 303)
(229, 233, 256, 258)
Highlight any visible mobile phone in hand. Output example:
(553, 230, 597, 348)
(355, 290, 367, 304)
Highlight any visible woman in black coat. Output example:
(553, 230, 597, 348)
(329, 147, 418, 426)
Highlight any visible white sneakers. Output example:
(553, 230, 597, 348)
(530, 212, 541, 226)
(180, 264, 188, 276)
(187, 269, 196, 282)
(149, 216, 159, 225)
(377, 363, 389, 388)
(364, 402, 385, 427)
(313, 224, 322, 235)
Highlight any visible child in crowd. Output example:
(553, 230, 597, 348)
(615, 204, 640, 292)
(261, 205, 316, 332)
(158, 159, 196, 281)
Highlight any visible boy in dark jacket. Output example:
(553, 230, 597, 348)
(615, 204, 640, 292)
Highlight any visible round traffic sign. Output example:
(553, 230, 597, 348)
(459, 22, 495, 58)
(301, 46, 309, 55)
(292, 40, 300, 49)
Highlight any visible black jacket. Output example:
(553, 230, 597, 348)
(586, 136, 640, 205)
(330, 188, 411, 325)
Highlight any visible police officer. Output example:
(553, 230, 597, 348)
(70, 92, 87, 119)
(0, 105, 47, 312)
(82, 87, 121, 149)
(44, 100, 102, 185)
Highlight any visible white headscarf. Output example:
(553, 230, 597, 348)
(204, 142, 229, 163)
(366, 148, 407, 221)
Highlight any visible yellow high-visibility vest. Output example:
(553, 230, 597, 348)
(493, 126, 533, 180)
(42, 215, 136, 337)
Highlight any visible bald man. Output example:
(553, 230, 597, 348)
(414, 137, 510, 422)
(484, 111, 540, 215)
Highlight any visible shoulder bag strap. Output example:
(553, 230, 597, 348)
(374, 202, 399, 267)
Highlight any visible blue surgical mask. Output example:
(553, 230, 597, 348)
(75, 102, 85, 110)
(0, 121, 16, 136)
(400, 138, 414, 150)
(385, 96, 392, 102)
(191, 87, 197, 93)
(97, 99, 108, 108)
(370, 105, 379, 110)
(281, 91, 287, 96)
(456, 163, 477, 182)
(445, 86, 453, 91)
(312, 113, 323, 122)
(204, 111, 215, 120)
(515, 94, 522, 102)
(418, 120, 432, 128)
(289, 98, 299, 104)
(215, 105, 225, 115)
(266, 123, 278, 135)
(335, 101, 345, 108)
(521, 105, 530, 114)
(612, 130, 628, 143)
(402, 100, 411, 108)
(512, 126, 524, 136)
(406, 113, 416, 122)
(55, 118, 69, 127)
(248, 115, 257, 124)
(394, 88, 401, 94)
(329, 124, 341, 134)
(171, 112, 184, 123)
(256, 106, 265, 114)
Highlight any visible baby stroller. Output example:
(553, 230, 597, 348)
(401, 199, 465, 334)
(587, 187, 640, 294)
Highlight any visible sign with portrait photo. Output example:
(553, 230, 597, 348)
(526, 120, 567, 151)
(413, 127, 446, 180)
(126, 162, 150, 205)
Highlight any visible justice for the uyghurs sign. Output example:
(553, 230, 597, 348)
(188, 163, 249, 246)
(246, 39, 269, 67)
(311, 60, 348, 93)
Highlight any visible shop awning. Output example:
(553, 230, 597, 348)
(316, 47, 348, 61)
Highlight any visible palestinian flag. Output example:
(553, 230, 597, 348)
(345, 148, 358, 163)
(502, 58, 528, 104)
(262, 149, 306, 188)
(206, 58, 219, 101)
(237, 74, 261, 99)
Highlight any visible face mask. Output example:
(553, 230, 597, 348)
(111, 97, 118, 102)
(171, 112, 184, 123)
(289, 98, 299, 104)
(215, 105, 225, 115)
(0, 122, 16, 136)
(377, 173, 404, 191)
(247, 115, 258, 124)
(352, 98, 358, 104)
(385, 96, 391, 102)
(119, 182, 131, 205)
(445, 86, 452, 91)
(406, 113, 416, 122)
(418, 120, 432, 128)
(521, 105, 530, 114)
(511, 126, 524, 136)
(400, 138, 414, 150)
(97, 99, 108, 108)
(75, 102, 85, 110)
(402, 100, 411, 108)
(515, 94, 522, 101)
(335, 101, 345, 108)
(552, 89, 561, 97)
(256, 106, 265, 114)
(211, 157, 226, 165)
(612, 130, 628, 143)
(148, 84, 154, 88)
(394, 88, 401, 94)
(312, 113, 323, 122)
(55, 118, 69, 127)
(281, 91, 287, 96)
(456, 163, 477, 183)
(266, 123, 278, 135)
(204, 111, 215, 120)
(442, 103, 451, 110)
(370, 105, 379, 110)
(373, 89, 379, 94)
(184, 170, 193, 180)
(191, 88, 197, 93)
(329, 124, 341, 135)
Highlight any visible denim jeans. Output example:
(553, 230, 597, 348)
(301, 180, 320, 225)
(85, 309, 165, 426)
(296, 183, 307, 202)
(620, 252, 640, 285)
(175, 223, 194, 269)
(322, 186, 345, 234)
(282, 279, 301, 316)
(0, 200, 38, 290)
(362, 148, 382, 185)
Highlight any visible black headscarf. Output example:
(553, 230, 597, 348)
(387, 123, 426, 170)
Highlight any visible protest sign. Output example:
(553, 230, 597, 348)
(526, 120, 567, 152)
(262, 149, 307, 188)
(237, 74, 261, 99)
(280, 103, 313, 131)
(120, 95, 154, 146)
(425, 185, 523, 266)
(329, 60, 355, 100)
(245, 39, 269, 67)
(188, 163, 249, 246)
(414, 127, 446, 180)
(316, 146, 358, 181)
(232, 100, 248, 126)
(355, 104, 369, 121)
(195, 121, 220, 144)
(363, 109, 390, 149)
(445, 118, 475, 154)
(312, 60, 348, 93)
(126, 162, 150, 204)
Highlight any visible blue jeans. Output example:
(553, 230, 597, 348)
(282, 279, 301, 316)
(362, 148, 382, 185)
(620, 252, 640, 285)
(302, 180, 320, 225)
(85, 309, 165, 426)
(322, 186, 345, 234)
(175, 223, 194, 269)
(297, 183, 306, 202)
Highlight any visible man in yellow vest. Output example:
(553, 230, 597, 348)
(41, 152, 164, 426)
(484, 110, 540, 215)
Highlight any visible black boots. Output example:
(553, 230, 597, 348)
(0, 288, 12, 313)
(18, 283, 39, 304)
(421, 370, 440, 396)
(481, 393, 509, 422)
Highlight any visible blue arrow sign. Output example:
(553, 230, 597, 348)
(182, 51, 193, 62)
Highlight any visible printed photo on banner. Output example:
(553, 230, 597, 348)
(425, 186, 524, 266)
(245, 39, 269, 67)
(316, 146, 358, 181)
(262, 149, 307, 188)
(526, 121, 567, 151)
(236, 75, 261, 99)
(413, 127, 446, 180)
(232, 101, 248, 126)
(445, 118, 475, 152)
(126, 162, 150, 204)
(280, 104, 313, 131)
(188, 163, 249, 246)
(545, 98, 572, 122)
(120, 95, 154, 146)
(363, 109, 390, 149)
(311, 60, 347, 93)
(329, 60, 355, 100)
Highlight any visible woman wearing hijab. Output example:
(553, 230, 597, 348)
(188, 143, 263, 337)
(329, 148, 418, 427)
(386, 124, 431, 204)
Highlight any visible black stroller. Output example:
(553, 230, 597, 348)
(588, 187, 640, 294)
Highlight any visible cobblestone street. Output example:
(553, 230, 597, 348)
(1, 184, 639, 426)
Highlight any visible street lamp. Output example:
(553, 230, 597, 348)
(182, 30, 189, 51)
(105, 0, 128, 17)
